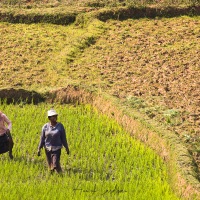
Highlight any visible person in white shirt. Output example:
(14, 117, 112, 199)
(0, 111, 14, 159)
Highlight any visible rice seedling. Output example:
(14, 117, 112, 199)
(0, 102, 179, 199)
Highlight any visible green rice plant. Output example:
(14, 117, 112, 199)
(126, 96, 146, 109)
(0, 102, 180, 199)
(163, 109, 181, 125)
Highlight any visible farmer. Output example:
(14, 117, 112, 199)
(37, 109, 70, 173)
(0, 111, 14, 159)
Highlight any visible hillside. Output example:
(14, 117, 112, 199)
(0, 1, 200, 197)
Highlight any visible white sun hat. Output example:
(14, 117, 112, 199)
(47, 109, 58, 117)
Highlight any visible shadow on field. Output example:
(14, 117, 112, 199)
(0, 6, 199, 25)
(0, 88, 45, 104)
(65, 167, 113, 181)
(10, 154, 45, 168)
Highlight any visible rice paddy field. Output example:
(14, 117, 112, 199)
(0, 102, 180, 200)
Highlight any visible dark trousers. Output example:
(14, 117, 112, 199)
(45, 149, 62, 173)
(0, 132, 14, 156)
(7, 132, 14, 155)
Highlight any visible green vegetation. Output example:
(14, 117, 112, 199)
(0, 102, 180, 199)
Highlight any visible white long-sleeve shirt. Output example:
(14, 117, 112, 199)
(0, 112, 12, 136)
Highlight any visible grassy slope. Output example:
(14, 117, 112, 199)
(0, 18, 105, 90)
(0, 2, 200, 195)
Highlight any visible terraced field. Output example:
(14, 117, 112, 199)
(0, 3, 200, 198)
(1, 16, 199, 166)
(0, 19, 104, 90)
(0, 103, 181, 200)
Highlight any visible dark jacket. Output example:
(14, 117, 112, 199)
(38, 122, 69, 151)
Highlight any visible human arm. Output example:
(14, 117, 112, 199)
(60, 124, 69, 154)
(3, 114, 12, 133)
(37, 125, 46, 156)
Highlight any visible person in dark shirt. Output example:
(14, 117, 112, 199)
(37, 109, 69, 173)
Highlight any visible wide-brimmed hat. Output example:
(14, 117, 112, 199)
(47, 109, 58, 117)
